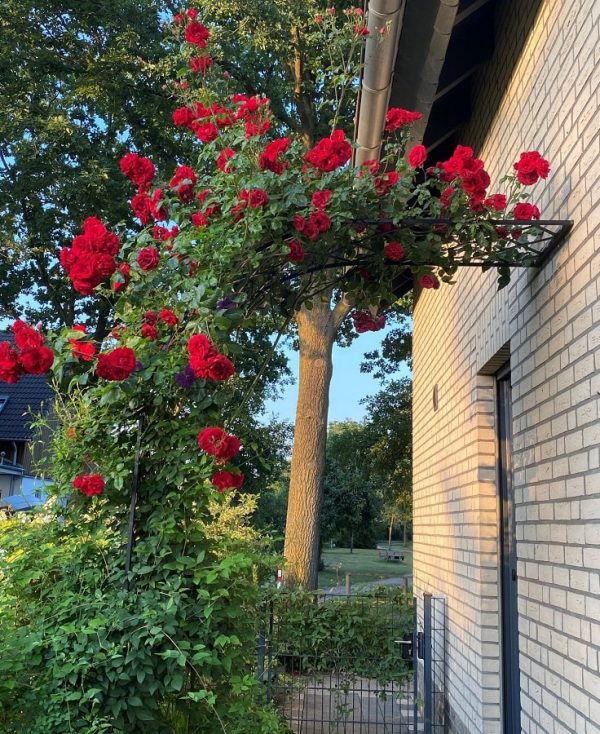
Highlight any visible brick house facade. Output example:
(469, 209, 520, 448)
(398, 0, 600, 731)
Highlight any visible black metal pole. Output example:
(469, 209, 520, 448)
(424, 592, 433, 734)
(124, 416, 143, 590)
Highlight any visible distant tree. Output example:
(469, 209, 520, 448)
(362, 378, 412, 545)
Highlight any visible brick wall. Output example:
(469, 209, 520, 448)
(413, 0, 600, 732)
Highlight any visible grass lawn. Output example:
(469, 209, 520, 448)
(318, 543, 413, 591)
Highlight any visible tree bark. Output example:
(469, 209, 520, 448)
(388, 514, 394, 552)
(284, 297, 348, 588)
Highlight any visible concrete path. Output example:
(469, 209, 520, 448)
(322, 575, 413, 597)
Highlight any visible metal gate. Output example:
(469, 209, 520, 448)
(258, 589, 445, 734)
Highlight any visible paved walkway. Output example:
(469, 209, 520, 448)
(282, 674, 421, 733)
(322, 575, 413, 597)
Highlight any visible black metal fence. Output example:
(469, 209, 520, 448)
(258, 588, 419, 733)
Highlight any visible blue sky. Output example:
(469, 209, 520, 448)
(264, 326, 410, 424)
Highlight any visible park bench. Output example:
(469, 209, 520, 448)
(377, 548, 405, 562)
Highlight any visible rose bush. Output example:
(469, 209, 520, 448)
(0, 4, 551, 732)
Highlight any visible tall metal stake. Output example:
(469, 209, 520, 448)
(124, 416, 143, 590)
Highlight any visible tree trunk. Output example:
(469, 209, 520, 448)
(388, 514, 394, 552)
(402, 521, 407, 546)
(350, 529, 354, 554)
(284, 298, 348, 588)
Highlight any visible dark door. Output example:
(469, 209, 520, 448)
(497, 368, 521, 732)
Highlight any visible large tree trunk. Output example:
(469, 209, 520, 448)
(284, 298, 348, 588)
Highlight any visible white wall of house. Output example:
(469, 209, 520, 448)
(413, 1, 600, 732)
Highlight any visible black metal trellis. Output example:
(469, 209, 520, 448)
(124, 415, 144, 590)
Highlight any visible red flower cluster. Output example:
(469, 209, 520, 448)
(217, 148, 235, 172)
(60, 217, 120, 295)
(68, 325, 95, 361)
(96, 347, 137, 381)
(137, 247, 160, 271)
(152, 225, 179, 241)
(185, 21, 211, 48)
(113, 263, 131, 293)
(189, 55, 213, 74)
(438, 145, 491, 209)
(170, 165, 197, 202)
(374, 171, 399, 196)
(239, 188, 269, 209)
(384, 241, 406, 261)
(352, 311, 386, 334)
(304, 130, 352, 172)
(385, 107, 423, 133)
(513, 151, 550, 186)
(259, 137, 291, 174)
(311, 189, 332, 209)
(0, 321, 54, 383)
(187, 334, 235, 381)
(130, 188, 167, 226)
(198, 427, 241, 462)
(292, 210, 331, 241)
(73, 473, 105, 497)
(119, 153, 155, 189)
(232, 94, 271, 138)
(211, 470, 244, 492)
(484, 193, 507, 211)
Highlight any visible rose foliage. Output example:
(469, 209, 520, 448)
(0, 6, 550, 733)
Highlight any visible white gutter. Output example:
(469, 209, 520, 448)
(353, 0, 406, 167)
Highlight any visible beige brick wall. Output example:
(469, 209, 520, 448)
(413, 0, 600, 732)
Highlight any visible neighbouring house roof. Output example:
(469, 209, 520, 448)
(0, 332, 54, 442)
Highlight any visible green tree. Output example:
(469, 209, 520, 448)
(0, 0, 184, 338)
(362, 378, 412, 545)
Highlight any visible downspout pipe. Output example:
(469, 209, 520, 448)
(353, 0, 406, 167)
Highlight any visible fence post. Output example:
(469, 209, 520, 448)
(346, 573, 352, 596)
(423, 592, 433, 734)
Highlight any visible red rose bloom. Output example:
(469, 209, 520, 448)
(18, 346, 54, 375)
(384, 241, 406, 261)
(198, 427, 241, 462)
(186, 8, 198, 19)
(309, 210, 331, 233)
(484, 193, 507, 211)
(172, 106, 195, 127)
(440, 187, 455, 208)
(352, 311, 386, 334)
(141, 323, 158, 341)
(137, 247, 160, 271)
(513, 151, 550, 186)
(188, 334, 217, 359)
(119, 153, 155, 189)
(170, 165, 197, 202)
(384, 107, 423, 132)
(311, 189, 332, 209)
(192, 353, 235, 381)
(304, 129, 352, 172)
(288, 239, 306, 263)
(419, 273, 440, 289)
(158, 309, 178, 326)
(0, 342, 23, 383)
(258, 137, 291, 174)
(96, 347, 137, 381)
(192, 121, 219, 143)
(216, 148, 235, 173)
(191, 212, 209, 228)
(211, 470, 244, 492)
(239, 188, 269, 209)
(513, 202, 541, 221)
(12, 320, 44, 350)
(69, 326, 96, 361)
(408, 144, 427, 168)
(292, 214, 306, 233)
(113, 262, 130, 293)
(73, 473, 105, 497)
(374, 171, 400, 196)
(189, 55, 213, 74)
(185, 21, 210, 47)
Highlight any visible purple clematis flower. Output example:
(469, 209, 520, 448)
(175, 363, 197, 388)
(216, 296, 236, 310)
